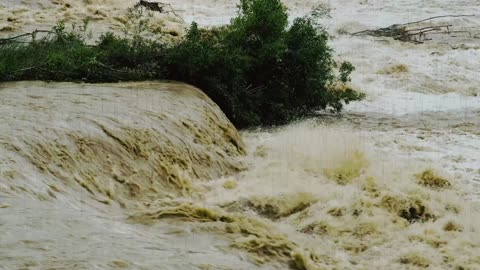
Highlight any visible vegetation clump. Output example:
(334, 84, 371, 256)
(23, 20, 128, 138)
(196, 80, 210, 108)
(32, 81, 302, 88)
(0, 0, 364, 128)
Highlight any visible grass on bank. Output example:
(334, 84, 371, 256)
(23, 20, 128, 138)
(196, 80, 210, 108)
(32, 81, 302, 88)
(0, 0, 364, 128)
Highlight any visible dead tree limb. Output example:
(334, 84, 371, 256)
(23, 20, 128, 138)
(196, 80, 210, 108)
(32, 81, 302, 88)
(134, 0, 184, 21)
(14, 60, 52, 73)
(403, 14, 475, 26)
(350, 14, 477, 44)
(0, 30, 55, 44)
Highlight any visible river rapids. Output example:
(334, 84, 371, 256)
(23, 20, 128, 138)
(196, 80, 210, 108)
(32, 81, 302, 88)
(1, 0, 480, 269)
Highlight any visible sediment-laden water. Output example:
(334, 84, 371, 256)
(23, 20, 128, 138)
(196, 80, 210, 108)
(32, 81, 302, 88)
(1, 0, 480, 269)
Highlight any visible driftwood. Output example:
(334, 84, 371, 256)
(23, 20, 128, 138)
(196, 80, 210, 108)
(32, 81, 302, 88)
(0, 30, 55, 45)
(351, 14, 476, 44)
(134, 0, 183, 21)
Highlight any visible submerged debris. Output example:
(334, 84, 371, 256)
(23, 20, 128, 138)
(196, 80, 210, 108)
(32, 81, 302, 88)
(351, 15, 477, 44)
(133, 0, 184, 20)
(416, 170, 452, 190)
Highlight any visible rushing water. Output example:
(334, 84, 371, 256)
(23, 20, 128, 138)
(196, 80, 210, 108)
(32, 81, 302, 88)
(1, 0, 480, 269)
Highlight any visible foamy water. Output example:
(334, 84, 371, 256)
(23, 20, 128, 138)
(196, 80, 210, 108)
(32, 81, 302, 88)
(1, 0, 480, 269)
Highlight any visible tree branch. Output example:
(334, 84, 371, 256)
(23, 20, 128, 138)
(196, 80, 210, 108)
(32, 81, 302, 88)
(403, 14, 476, 26)
(134, 1, 184, 21)
(0, 30, 55, 44)
(349, 14, 477, 44)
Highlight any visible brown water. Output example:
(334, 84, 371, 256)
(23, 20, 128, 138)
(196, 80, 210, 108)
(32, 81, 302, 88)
(2, 0, 480, 269)
(0, 81, 254, 270)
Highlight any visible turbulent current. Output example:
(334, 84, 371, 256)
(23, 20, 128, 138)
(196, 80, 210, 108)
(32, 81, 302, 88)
(1, 0, 480, 270)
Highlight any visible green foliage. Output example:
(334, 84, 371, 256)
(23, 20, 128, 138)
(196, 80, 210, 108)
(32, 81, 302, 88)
(0, 24, 94, 81)
(0, 0, 364, 128)
(0, 23, 166, 82)
(339, 61, 355, 83)
(165, 0, 364, 127)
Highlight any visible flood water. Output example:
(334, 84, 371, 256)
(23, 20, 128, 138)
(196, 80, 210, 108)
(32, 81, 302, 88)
(1, 0, 480, 269)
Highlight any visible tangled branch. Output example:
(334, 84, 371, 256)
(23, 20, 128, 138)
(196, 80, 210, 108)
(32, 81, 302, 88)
(351, 14, 476, 44)
(134, 0, 184, 21)
(0, 30, 55, 45)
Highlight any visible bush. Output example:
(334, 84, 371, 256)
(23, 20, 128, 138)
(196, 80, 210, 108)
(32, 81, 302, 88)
(0, 0, 364, 128)
(0, 24, 166, 82)
(165, 0, 364, 127)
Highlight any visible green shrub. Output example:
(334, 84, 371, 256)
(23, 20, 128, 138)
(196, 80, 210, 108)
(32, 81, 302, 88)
(0, 24, 166, 82)
(0, 0, 364, 128)
(166, 0, 364, 127)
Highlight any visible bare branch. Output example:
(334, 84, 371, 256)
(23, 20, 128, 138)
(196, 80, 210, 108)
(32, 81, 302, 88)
(0, 30, 55, 44)
(349, 14, 477, 44)
(13, 60, 51, 73)
(403, 14, 476, 26)
(134, 1, 184, 21)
